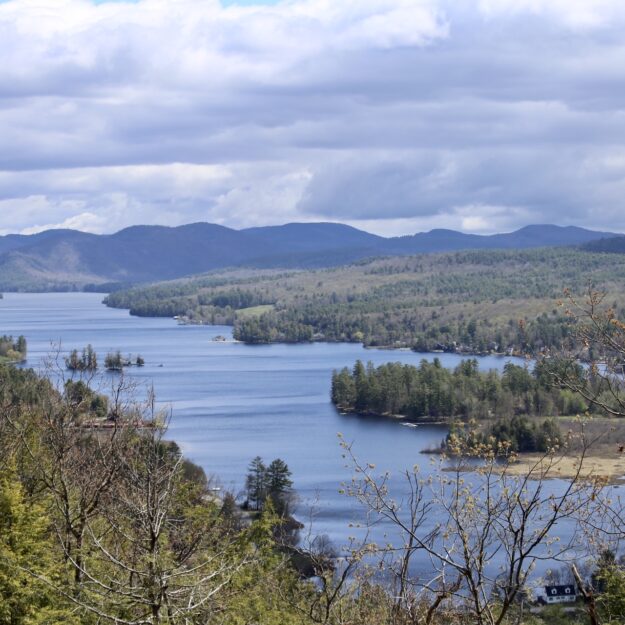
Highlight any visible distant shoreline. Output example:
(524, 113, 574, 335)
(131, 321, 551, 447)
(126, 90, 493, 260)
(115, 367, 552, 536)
(337, 406, 451, 426)
(163, 314, 530, 358)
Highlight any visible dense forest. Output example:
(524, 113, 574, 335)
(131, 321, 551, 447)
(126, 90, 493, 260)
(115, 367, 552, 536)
(105, 247, 625, 355)
(331, 358, 594, 452)
(331, 359, 588, 421)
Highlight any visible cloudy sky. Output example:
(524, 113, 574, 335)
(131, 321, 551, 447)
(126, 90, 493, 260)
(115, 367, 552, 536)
(1, 0, 625, 236)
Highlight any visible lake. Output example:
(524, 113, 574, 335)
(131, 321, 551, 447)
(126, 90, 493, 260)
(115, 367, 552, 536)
(1, 292, 531, 551)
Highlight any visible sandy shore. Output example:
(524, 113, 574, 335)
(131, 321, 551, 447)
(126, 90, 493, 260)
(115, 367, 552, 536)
(436, 450, 625, 485)
(499, 453, 625, 485)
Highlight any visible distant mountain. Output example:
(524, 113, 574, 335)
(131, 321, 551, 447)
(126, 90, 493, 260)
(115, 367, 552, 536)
(0, 222, 617, 291)
(391, 225, 617, 253)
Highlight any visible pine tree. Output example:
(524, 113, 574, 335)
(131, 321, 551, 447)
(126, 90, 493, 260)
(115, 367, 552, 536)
(15, 336, 27, 357)
(265, 458, 293, 514)
(84, 344, 97, 371)
(245, 456, 267, 511)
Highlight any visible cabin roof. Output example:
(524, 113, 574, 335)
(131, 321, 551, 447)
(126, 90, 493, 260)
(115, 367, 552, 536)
(544, 584, 576, 596)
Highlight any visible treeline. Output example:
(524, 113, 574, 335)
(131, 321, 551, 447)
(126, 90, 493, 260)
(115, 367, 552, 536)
(65, 344, 98, 371)
(234, 311, 314, 343)
(105, 247, 625, 354)
(449, 416, 563, 454)
(233, 301, 572, 352)
(332, 359, 587, 423)
(0, 334, 26, 362)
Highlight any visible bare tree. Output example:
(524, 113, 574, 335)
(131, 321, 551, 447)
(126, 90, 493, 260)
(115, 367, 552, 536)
(5, 368, 138, 587)
(341, 428, 600, 625)
(59, 420, 251, 624)
(540, 287, 625, 417)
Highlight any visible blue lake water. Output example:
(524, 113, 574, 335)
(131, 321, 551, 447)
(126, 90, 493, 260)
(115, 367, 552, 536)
(1, 292, 536, 553)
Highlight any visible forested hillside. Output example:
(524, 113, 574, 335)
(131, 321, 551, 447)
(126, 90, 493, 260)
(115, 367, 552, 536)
(0, 222, 614, 291)
(106, 247, 625, 354)
(583, 235, 625, 254)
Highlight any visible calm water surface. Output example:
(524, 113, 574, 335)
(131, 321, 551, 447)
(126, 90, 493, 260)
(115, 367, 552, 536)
(1, 292, 530, 549)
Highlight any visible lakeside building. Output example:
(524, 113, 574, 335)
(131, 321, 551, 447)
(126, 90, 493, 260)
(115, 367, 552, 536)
(537, 585, 577, 605)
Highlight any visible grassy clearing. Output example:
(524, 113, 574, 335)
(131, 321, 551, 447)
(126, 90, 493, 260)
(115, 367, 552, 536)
(235, 304, 275, 319)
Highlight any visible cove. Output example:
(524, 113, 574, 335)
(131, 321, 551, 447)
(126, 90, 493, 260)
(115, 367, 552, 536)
(1, 292, 529, 549)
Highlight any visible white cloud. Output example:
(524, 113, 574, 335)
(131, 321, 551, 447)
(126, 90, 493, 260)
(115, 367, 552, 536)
(477, 0, 625, 30)
(20, 211, 107, 235)
(1, 0, 625, 235)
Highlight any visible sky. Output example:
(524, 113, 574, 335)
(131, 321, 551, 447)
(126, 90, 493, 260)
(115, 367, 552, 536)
(1, 0, 625, 237)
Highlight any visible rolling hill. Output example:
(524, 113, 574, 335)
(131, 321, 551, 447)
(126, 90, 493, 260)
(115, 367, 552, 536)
(0, 222, 616, 291)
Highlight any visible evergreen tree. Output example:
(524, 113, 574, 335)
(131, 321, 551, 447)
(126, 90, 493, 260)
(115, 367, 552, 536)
(15, 336, 27, 357)
(265, 458, 293, 514)
(104, 350, 123, 371)
(245, 456, 267, 511)
(84, 344, 97, 371)
(65, 345, 98, 372)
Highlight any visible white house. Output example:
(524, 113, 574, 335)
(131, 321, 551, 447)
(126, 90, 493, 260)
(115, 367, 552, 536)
(539, 584, 577, 604)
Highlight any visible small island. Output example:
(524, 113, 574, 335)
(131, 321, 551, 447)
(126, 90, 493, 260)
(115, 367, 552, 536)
(65, 344, 98, 372)
(105, 350, 145, 371)
(65, 346, 145, 372)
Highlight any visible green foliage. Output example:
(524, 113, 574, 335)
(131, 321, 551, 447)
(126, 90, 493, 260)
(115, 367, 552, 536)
(104, 350, 124, 370)
(0, 346, 624, 625)
(0, 335, 27, 363)
(265, 458, 294, 515)
(245, 456, 267, 511)
(593, 551, 625, 622)
(63, 379, 108, 419)
(103, 351, 144, 371)
(0, 365, 53, 410)
(453, 416, 562, 453)
(332, 358, 586, 423)
(245, 456, 293, 515)
(0, 466, 74, 624)
(106, 247, 625, 353)
(65, 344, 97, 372)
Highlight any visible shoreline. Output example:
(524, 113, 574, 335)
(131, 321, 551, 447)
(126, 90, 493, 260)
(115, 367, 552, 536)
(338, 405, 625, 485)
(103, 301, 530, 359)
(336, 406, 450, 425)
(444, 453, 625, 486)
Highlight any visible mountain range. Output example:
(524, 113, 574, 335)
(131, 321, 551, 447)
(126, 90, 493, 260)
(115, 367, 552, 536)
(0, 222, 618, 291)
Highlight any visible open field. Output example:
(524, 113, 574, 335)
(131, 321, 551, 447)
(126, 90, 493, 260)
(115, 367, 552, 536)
(235, 304, 275, 319)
